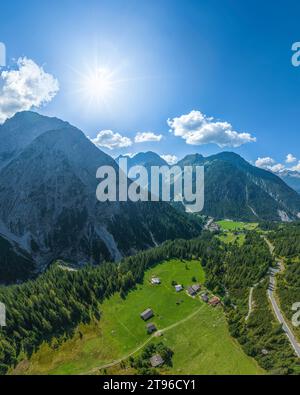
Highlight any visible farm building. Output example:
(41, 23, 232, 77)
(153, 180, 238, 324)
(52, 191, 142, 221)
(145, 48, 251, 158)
(187, 286, 196, 296)
(201, 293, 209, 303)
(175, 284, 183, 292)
(187, 284, 201, 296)
(192, 284, 201, 293)
(208, 296, 220, 307)
(151, 277, 161, 285)
(140, 308, 154, 320)
(146, 323, 157, 334)
(150, 354, 164, 368)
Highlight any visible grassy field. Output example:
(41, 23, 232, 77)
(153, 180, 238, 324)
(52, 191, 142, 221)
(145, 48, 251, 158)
(217, 220, 258, 231)
(217, 221, 259, 245)
(218, 232, 245, 245)
(13, 259, 264, 375)
(106, 305, 263, 375)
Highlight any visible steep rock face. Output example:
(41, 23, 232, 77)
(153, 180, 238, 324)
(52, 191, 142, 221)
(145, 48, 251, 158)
(0, 113, 202, 279)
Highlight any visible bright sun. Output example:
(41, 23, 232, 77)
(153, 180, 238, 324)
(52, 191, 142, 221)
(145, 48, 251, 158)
(82, 67, 115, 102)
(72, 60, 136, 110)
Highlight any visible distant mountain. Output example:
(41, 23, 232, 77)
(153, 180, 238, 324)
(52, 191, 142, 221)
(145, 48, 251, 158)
(117, 152, 168, 169)
(127, 150, 300, 222)
(116, 152, 168, 191)
(178, 152, 300, 221)
(275, 170, 300, 194)
(0, 112, 202, 282)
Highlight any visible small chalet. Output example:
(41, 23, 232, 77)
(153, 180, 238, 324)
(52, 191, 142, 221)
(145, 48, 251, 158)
(187, 286, 196, 296)
(175, 284, 183, 292)
(208, 296, 220, 307)
(146, 323, 157, 334)
(192, 284, 201, 293)
(187, 284, 201, 296)
(151, 277, 161, 285)
(140, 308, 154, 321)
(150, 354, 164, 368)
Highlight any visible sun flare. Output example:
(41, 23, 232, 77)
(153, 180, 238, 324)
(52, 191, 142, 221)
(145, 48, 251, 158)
(81, 67, 115, 102)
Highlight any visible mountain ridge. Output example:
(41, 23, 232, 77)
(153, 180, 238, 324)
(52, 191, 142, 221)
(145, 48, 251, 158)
(125, 150, 300, 221)
(0, 112, 202, 282)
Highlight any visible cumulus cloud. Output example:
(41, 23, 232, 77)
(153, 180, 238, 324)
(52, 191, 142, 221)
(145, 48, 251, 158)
(269, 163, 285, 173)
(167, 110, 256, 147)
(255, 157, 285, 173)
(0, 57, 59, 124)
(291, 161, 300, 172)
(134, 132, 163, 143)
(286, 153, 297, 164)
(255, 157, 276, 169)
(161, 154, 178, 165)
(255, 154, 300, 174)
(91, 130, 132, 150)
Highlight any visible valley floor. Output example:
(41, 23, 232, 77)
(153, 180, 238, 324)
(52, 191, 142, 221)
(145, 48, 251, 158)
(12, 259, 263, 375)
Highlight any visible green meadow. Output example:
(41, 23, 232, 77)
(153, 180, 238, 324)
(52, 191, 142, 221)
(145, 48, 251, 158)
(218, 232, 245, 245)
(217, 221, 259, 245)
(217, 220, 258, 231)
(13, 259, 263, 375)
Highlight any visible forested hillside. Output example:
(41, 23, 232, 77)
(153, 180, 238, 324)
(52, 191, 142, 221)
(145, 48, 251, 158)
(270, 223, 300, 257)
(0, 236, 35, 284)
(1, 229, 299, 374)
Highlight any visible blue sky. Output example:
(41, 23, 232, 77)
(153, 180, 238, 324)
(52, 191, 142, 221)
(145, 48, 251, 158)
(0, 0, 300, 167)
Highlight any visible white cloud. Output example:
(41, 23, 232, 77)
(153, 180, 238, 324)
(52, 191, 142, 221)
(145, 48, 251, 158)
(269, 163, 285, 173)
(286, 153, 297, 163)
(256, 154, 300, 174)
(161, 154, 178, 165)
(255, 157, 276, 169)
(255, 157, 285, 173)
(291, 161, 300, 172)
(0, 57, 59, 124)
(91, 130, 132, 150)
(167, 110, 256, 147)
(134, 132, 163, 143)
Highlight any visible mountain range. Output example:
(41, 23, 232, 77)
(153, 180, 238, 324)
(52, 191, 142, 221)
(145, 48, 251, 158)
(0, 112, 201, 283)
(118, 151, 300, 222)
(1, 111, 300, 284)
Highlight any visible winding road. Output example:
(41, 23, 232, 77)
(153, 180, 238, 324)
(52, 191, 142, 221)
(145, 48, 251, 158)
(263, 238, 300, 358)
